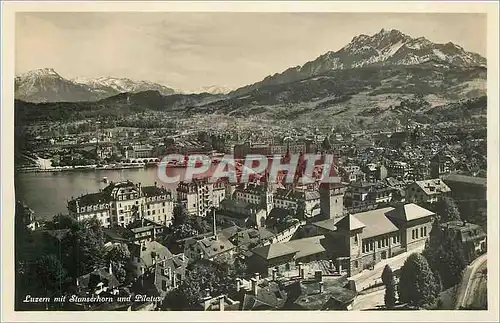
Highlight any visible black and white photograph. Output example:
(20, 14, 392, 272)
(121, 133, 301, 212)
(2, 1, 498, 321)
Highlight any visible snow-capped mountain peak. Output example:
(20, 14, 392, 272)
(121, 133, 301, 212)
(15, 69, 176, 103)
(73, 76, 175, 96)
(231, 28, 486, 96)
(197, 85, 231, 95)
(17, 68, 62, 79)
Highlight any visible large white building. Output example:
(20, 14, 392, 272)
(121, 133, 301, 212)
(68, 181, 174, 227)
(176, 179, 226, 217)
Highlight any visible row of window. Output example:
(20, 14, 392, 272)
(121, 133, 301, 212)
(361, 234, 402, 253)
(412, 226, 428, 239)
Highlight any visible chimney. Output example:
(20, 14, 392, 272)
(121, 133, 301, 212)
(251, 278, 258, 296)
(236, 278, 241, 292)
(300, 268, 305, 280)
(202, 295, 212, 311)
(109, 262, 113, 275)
(315, 270, 323, 282)
(212, 207, 217, 239)
(272, 268, 277, 281)
(319, 281, 324, 294)
(218, 295, 225, 312)
(297, 262, 303, 277)
(329, 259, 334, 270)
(254, 272, 260, 282)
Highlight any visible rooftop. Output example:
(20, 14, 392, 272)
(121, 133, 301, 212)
(141, 185, 170, 197)
(283, 235, 326, 259)
(312, 219, 337, 232)
(352, 207, 399, 238)
(443, 174, 487, 187)
(335, 214, 366, 232)
(413, 179, 451, 195)
(252, 243, 298, 260)
(386, 203, 435, 222)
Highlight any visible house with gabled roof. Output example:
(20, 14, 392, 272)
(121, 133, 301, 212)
(309, 203, 435, 276)
(249, 244, 298, 277)
(405, 178, 451, 204)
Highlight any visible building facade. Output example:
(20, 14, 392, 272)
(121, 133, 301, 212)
(405, 178, 451, 205)
(177, 179, 226, 217)
(312, 203, 435, 276)
(68, 181, 173, 228)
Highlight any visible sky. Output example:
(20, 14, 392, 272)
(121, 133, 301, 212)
(15, 12, 487, 93)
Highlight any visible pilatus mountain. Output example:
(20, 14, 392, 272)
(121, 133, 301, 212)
(231, 28, 486, 96)
(15, 29, 487, 128)
(15, 68, 175, 103)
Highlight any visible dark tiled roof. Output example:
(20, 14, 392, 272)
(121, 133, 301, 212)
(284, 279, 356, 310)
(241, 281, 287, 310)
(443, 174, 487, 187)
(129, 241, 173, 268)
(141, 185, 170, 197)
(68, 192, 110, 210)
(76, 268, 120, 291)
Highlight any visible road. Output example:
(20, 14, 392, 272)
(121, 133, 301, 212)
(352, 245, 424, 291)
(454, 253, 487, 309)
(352, 289, 385, 310)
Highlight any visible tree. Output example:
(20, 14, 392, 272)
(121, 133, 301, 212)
(165, 259, 235, 309)
(385, 283, 397, 309)
(423, 219, 467, 290)
(105, 244, 132, 284)
(230, 257, 248, 278)
(436, 197, 461, 223)
(45, 214, 78, 230)
(33, 254, 67, 295)
(322, 135, 332, 151)
(398, 253, 439, 308)
(381, 264, 393, 286)
(381, 265, 396, 308)
(172, 205, 188, 227)
(62, 217, 107, 278)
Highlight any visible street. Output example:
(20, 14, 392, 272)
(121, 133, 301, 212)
(455, 253, 487, 309)
(352, 245, 424, 291)
(352, 289, 385, 310)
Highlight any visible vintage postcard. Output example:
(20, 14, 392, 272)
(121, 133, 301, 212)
(1, 1, 498, 322)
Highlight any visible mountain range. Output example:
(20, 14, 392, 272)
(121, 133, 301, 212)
(14, 29, 487, 128)
(230, 28, 486, 96)
(15, 68, 176, 103)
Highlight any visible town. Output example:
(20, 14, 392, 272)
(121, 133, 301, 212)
(12, 11, 490, 315)
(15, 121, 487, 311)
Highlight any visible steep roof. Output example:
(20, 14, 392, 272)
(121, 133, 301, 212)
(335, 214, 366, 231)
(129, 241, 173, 268)
(188, 235, 236, 259)
(252, 243, 298, 260)
(76, 268, 120, 291)
(141, 185, 170, 197)
(385, 203, 435, 222)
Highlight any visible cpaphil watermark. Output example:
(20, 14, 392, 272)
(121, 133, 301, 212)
(157, 153, 338, 185)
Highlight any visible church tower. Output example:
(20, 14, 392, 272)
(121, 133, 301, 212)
(319, 182, 346, 221)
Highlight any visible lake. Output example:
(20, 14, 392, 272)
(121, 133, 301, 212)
(15, 167, 181, 221)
